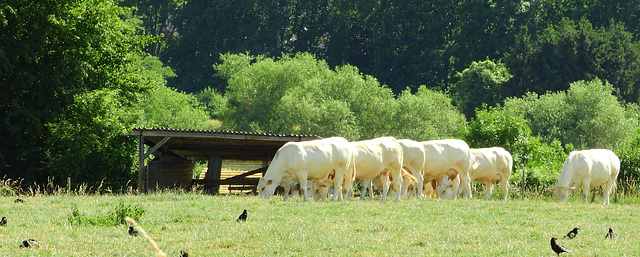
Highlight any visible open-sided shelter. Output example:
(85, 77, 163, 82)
(126, 128, 320, 193)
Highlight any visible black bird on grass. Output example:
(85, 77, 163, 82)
(564, 227, 579, 239)
(0, 217, 6, 226)
(128, 226, 139, 236)
(14, 198, 24, 203)
(237, 209, 247, 222)
(551, 237, 570, 256)
(20, 239, 39, 248)
(180, 250, 189, 257)
(605, 228, 615, 239)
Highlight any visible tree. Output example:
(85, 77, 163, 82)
(392, 86, 467, 141)
(503, 78, 639, 149)
(0, 0, 153, 184)
(505, 19, 640, 103)
(453, 59, 512, 118)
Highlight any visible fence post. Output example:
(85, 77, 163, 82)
(521, 163, 525, 200)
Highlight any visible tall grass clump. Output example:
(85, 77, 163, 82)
(69, 202, 145, 226)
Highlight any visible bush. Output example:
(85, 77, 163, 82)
(69, 202, 145, 226)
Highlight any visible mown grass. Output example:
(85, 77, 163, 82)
(0, 191, 638, 256)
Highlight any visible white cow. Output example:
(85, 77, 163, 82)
(421, 139, 473, 199)
(257, 137, 353, 201)
(314, 137, 404, 203)
(437, 147, 513, 201)
(548, 149, 620, 204)
(398, 139, 426, 198)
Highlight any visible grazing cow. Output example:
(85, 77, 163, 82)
(371, 168, 418, 197)
(436, 174, 459, 200)
(547, 149, 620, 204)
(314, 137, 404, 203)
(398, 139, 426, 198)
(421, 139, 472, 199)
(438, 148, 512, 200)
(257, 137, 353, 201)
(467, 147, 512, 200)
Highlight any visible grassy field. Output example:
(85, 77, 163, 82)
(0, 191, 638, 256)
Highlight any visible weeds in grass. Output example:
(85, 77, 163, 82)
(69, 202, 146, 226)
(0, 175, 22, 196)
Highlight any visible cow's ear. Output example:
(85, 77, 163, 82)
(267, 179, 273, 185)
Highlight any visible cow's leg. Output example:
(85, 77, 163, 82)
(484, 182, 494, 201)
(379, 171, 390, 203)
(458, 170, 472, 199)
(332, 168, 346, 201)
(390, 167, 403, 202)
(501, 178, 509, 201)
(581, 179, 591, 204)
(283, 185, 291, 201)
(602, 179, 615, 205)
(297, 173, 310, 202)
(410, 169, 424, 199)
(360, 180, 369, 200)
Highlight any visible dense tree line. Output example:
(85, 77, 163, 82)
(4, 0, 640, 190)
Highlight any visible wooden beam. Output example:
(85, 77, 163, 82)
(205, 154, 222, 194)
(137, 134, 145, 192)
(143, 136, 171, 159)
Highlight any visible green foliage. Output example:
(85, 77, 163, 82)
(46, 89, 141, 186)
(215, 53, 466, 140)
(137, 85, 219, 130)
(392, 86, 467, 141)
(503, 78, 638, 149)
(505, 18, 640, 103)
(453, 59, 513, 118)
(197, 87, 228, 121)
(0, 0, 154, 184)
(468, 105, 567, 189)
(69, 202, 145, 226)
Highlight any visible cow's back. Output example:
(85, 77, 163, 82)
(422, 139, 471, 178)
(299, 137, 352, 180)
(562, 149, 620, 188)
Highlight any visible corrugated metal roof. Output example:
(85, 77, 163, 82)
(125, 127, 321, 160)
(127, 127, 319, 138)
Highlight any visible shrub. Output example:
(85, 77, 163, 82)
(69, 202, 145, 226)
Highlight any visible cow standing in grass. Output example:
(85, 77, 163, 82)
(313, 137, 404, 203)
(421, 139, 473, 199)
(548, 149, 620, 204)
(257, 137, 354, 201)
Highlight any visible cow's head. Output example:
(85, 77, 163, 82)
(547, 185, 576, 202)
(312, 177, 332, 201)
(437, 176, 456, 200)
(258, 177, 278, 199)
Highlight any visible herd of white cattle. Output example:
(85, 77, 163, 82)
(256, 137, 621, 204)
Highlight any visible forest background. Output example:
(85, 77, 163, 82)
(3, 0, 640, 194)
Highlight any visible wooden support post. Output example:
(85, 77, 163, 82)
(205, 154, 222, 194)
(138, 134, 145, 193)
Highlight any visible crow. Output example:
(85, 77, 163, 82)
(128, 226, 139, 236)
(0, 217, 6, 226)
(237, 209, 247, 222)
(605, 228, 615, 239)
(564, 227, 579, 239)
(14, 198, 24, 203)
(20, 239, 39, 248)
(551, 237, 570, 256)
(180, 250, 189, 257)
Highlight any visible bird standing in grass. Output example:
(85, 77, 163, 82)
(128, 226, 139, 236)
(0, 217, 6, 226)
(605, 228, 615, 239)
(180, 250, 189, 257)
(551, 237, 570, 256)
(564, 227, 579, 239)
(237, 209, 247, 222)
(20, 239, 39, 248)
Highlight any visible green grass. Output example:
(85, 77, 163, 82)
(0, 192, 638, 256)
